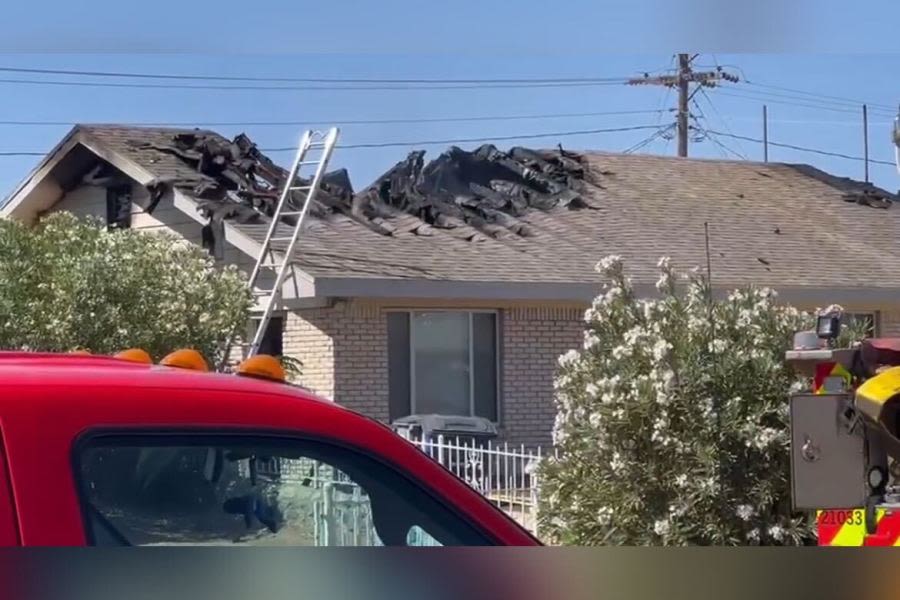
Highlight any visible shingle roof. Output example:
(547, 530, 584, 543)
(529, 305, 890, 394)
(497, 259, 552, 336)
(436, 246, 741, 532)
(80, 125, 223, 185)
(58, 126, 900, 291)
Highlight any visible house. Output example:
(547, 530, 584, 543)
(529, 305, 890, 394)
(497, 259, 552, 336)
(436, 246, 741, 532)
(4, 124, 900, 448)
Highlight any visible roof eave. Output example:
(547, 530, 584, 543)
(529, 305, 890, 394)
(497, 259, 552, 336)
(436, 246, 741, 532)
(0, 125, 84, 220)
(306, 276, 900, 308)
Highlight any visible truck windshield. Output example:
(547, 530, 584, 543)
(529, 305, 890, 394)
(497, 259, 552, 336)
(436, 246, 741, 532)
(75, 434, 492, 547)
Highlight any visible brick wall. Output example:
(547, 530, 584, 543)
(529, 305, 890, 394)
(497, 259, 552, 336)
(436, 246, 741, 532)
(284, 302, 389, 421)
(284, 309, 336, 399)
(282, 300, 584, 449)
(501, 306, 583, 447)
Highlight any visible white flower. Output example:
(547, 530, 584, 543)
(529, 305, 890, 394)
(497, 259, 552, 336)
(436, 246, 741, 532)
(657, 256, 671, 269)
(709, 339, 728, 353)
(789, 380, 807, 393)
(589, 412, 602, 427)
(656, 271, 673, 292)
(736, 505, 754, 521)
(585, 383, 600, 398)
(747, 427, 781, 450)
(747, 528, 760, 542)
(651, 339, 672, 362)
(653, 519, 671, 537)
(612, 345, 631, 360)
(624, 326, 646, 346)
(604, 286, 623, 302)
(583, 331, 600, 349)
(595, 255, 623, 273)
(558, 349, 579, 368)
(610, 452, 626, 473)
(767, 525, 785, 541)
(596, 506, 614, 525)
(818, 304, 844, 315)
(674, 474, 688, 488)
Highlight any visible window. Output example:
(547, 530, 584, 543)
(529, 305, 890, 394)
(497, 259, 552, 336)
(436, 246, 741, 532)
(201, 223, 225, 261)
(388, 311, 498, 422)
(843, 312, 878, 338)
(257, 316, 284, 357)
(105, 185, 132, 230)
(76, 434, 489, 546)
(247, 316, 284, 358)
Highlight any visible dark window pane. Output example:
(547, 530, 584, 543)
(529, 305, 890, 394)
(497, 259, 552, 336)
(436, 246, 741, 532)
(106, 185, 132, 230)
(75, 435, 490, 546)
(472, 313, 498, 421)
(387, 313, 411, 421)
(257, 317, 284, 357)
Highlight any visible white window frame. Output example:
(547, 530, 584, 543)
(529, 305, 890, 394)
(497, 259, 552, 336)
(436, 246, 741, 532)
(401, 309, 500, 420)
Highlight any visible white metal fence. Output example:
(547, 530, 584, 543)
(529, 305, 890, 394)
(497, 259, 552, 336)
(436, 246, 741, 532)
(250, 436, 546, 544)
(401, 434, 545, 536)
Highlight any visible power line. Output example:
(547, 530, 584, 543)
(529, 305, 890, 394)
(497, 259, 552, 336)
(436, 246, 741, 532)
(0, 108, 670, 128)
(716, 90, 868, 115)
(622, 124, 675, 154)
(695, 124, 748, 161)
(262, 125, 665, 151)
(737, 85, 896, 115)
(743, 80, 895, 112)
(698, 87, 749, 158)
(704, 129, 895, 166)
(0, 77, 629, 92)
(690, 91, 748, 160)
(689, 108, 731, 159)
(0, 124, 681, 158)
(723, 87, 895, 117)
(0, 65, 632, 85)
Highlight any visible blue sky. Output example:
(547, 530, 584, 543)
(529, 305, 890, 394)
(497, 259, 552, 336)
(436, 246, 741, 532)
(0, 2, 898, 195)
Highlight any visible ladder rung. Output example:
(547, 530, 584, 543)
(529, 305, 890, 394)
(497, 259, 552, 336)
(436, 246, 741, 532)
(259, 262, 281, 268)
(289, 186, 311, 191)
(280, 211, 303, 216)
(308, 142, 327, 149)
(270, 236, 295, 242)
(297, 161, 320, 166)
(252, 289, 275, 296)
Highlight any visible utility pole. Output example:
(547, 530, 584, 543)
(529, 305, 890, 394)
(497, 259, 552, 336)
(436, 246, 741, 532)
(677, 54, 690, 157)
(863, 104, 870, 183)
(763, 104, 769, 162)
(628, 54, 739, 158)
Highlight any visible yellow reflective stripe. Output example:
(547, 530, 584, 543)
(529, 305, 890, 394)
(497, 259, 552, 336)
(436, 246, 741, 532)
(826, 510, 886, 546)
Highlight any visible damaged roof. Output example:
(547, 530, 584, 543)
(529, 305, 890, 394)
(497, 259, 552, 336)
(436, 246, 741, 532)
(7, 124, 900, 301)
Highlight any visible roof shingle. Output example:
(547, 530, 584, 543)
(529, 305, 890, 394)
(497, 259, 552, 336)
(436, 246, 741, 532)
(56, 126, 900, 291)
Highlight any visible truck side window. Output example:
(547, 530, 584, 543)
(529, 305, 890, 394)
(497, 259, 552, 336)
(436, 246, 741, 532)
(75, 434, 490, 547)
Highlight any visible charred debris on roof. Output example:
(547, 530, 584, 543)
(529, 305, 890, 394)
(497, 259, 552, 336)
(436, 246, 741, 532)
(130, 131, 597, 244)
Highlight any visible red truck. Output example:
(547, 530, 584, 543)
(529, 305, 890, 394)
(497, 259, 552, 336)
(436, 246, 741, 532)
(0, 350, 540, 546)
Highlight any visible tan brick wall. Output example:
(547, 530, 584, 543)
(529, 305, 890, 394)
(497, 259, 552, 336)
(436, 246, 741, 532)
(500, 306, 583, 447)
(282, 300, 585, 448)
(284, 309, 336, 400)
(283, 302, 389, 421)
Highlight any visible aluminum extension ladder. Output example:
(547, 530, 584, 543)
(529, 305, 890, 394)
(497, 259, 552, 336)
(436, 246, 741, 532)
(220, 128, 340, 370)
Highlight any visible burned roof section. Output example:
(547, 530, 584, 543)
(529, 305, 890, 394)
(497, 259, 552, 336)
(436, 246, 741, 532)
(130, 130, 594, 241)
(350, 144, 594, 240)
